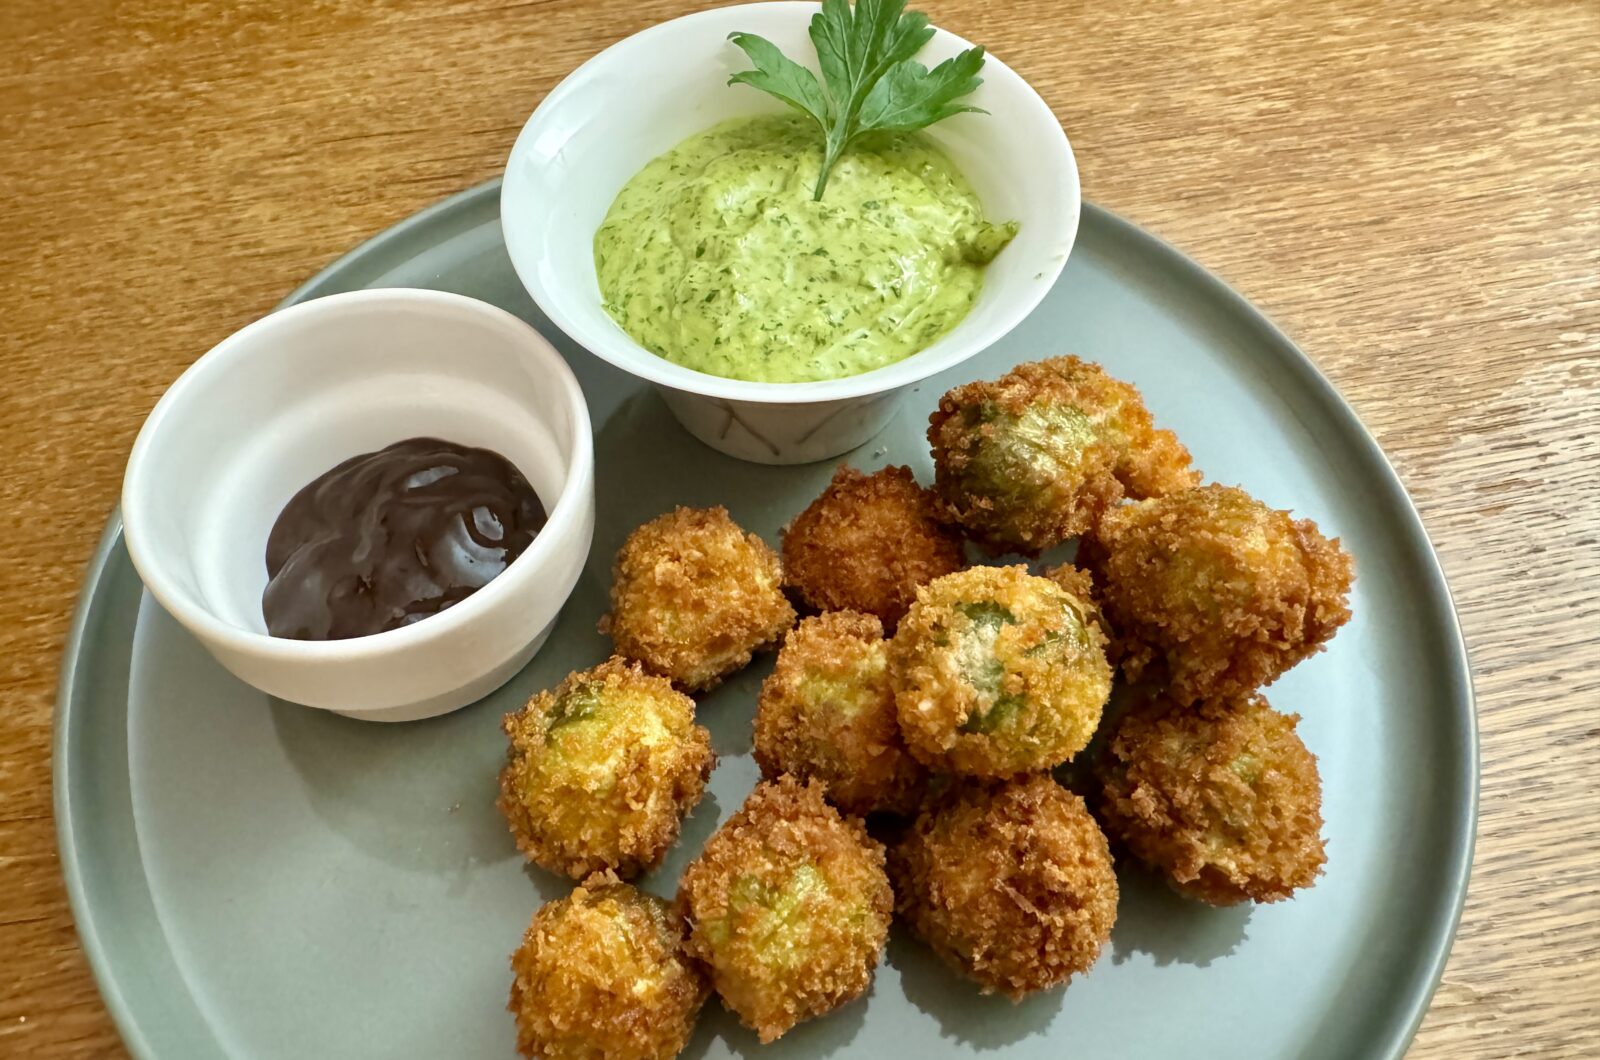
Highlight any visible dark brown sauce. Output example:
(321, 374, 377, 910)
(263, 437, 546, 640)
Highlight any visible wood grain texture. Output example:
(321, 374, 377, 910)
(2, 0, 1596, 1055)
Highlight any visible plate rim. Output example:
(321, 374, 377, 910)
(52, 178, 1479, 1060)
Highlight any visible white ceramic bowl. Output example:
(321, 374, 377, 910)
(501, 1, 1079, 464)
(121, 289, 596, 722)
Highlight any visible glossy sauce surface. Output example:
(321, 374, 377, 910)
(262, 437, 546, 640)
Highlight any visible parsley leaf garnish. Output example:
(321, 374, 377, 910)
(728, 0, 987, 201)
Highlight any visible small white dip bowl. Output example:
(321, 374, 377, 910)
(121, 289, 596, 722)
(501, 0, 1079, 465)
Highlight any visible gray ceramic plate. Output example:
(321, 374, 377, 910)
(55, 180, 1476, 1060)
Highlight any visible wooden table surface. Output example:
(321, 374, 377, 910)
(3, 0, 1597, 1055)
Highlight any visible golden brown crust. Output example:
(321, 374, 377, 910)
(753, 612, 928, 816)
(499, 657, 714, 880)
(889, 566, 1112, 777)
(604, 506, 796, 691)
(1037, 561, 1112, 645)
(781, 465, 965, 631)
(1096, 694, 1326, 905)
(508, 871, 709, 1060)
(1081, 484, 1355, 704)
(928, 362, 1122, 555)
(890, 775, 1118, 999)
(1038, 355, 1200, 499)
(926, 356, 1197, 556)
(675, 776, 892, 1042)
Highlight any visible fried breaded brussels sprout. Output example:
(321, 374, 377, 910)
(499, 658, 714, 880)
(1096, 694, 1326, 905)
(753, 611, 927, 816)
(891, 775, 1118, 999)
(509, 871, 708, 1060)
(1082, 484, 1355, 704)
(676, 776, 892, 1042)
(889, 565, 1112, 777)
(927, 356, 1196, 555)
(781, 465, 965, 630)
(605, 506, 796, 691)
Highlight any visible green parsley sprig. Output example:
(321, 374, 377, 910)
(728, 0, 987, 201)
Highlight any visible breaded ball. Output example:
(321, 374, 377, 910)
(891, 775, 1118, 999)
(676, 776, 892, 1042)
(605, 506, 796, 690)
(1096, 694, 1326, 905)
(753, 611, 927, 816)
(1082, 484, 1355, 704)
(927, 356, 1196, 556)
(509, 871, 708, 1060)
(889, 566, 1112, 776)
(499, 658, 714, 879)
(781, 465, 965, 630)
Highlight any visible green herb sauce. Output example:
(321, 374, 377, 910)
(594, 115, 1017, 384)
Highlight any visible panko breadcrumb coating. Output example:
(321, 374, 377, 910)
(890, 566, 1112, 777)
(499, 658, 714, 880)
(675, 776, 892, 1042)
(1081, 484, 1355, 704)
(891, 775, 1118, 999)
(1038, 355, 1199, 498)
(1096, 694, 1326, 905)
(927, 356, 1196, 556)
(781, 465, 965, 630)
(1038, 561, 1111, 644)
(753, 611, 928, 816)
(605, 506, 796, 691)
(509, 871, 708, 1060)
